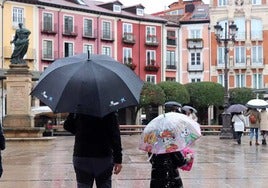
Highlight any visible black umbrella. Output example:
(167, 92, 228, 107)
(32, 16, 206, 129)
(31, 53, 144, 117)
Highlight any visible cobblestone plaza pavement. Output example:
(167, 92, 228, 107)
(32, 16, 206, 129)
(0, 135, 268, 188)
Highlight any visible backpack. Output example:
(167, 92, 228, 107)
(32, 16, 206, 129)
(249, 114, 257, 124)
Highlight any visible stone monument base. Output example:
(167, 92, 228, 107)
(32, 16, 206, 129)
(3, 127, 45, 138)
(3, 115, 44, 138)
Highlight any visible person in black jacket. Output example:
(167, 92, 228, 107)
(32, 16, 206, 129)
(64, 112, 122, 188)
(0, 124, 5, 178)
(149, 151, 193, 188)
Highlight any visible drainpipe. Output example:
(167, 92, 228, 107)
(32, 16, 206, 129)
(1, 0, 7, 125)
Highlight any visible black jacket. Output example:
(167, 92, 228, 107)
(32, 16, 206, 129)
(149, 152, 187, 188)
(64, 113, 122, 164)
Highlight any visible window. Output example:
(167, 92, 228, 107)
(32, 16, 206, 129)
(235, 74, 245, 87)
(137, 8, 144, 16)
(146, 26, 156, 42)
(252, 0, 261, 5)
(146, 75, 156, 84)
(166, 51, 176, 69)
(102, 21, 111, 39)
(123, 48, 132, 63)
(83, 44, 93, 54)
(146, 50, 156, 65)
(12, 7, 24, 26)
(252, 73, 263, 89)
(123, 23, 133, 40)
(234, 17, 245, 40)
(235, 46, 246, 64)
(64, 42, 73, 57)
(218, 47, 225, 66)
(113, 4, 121, 12)
(251, 19, 262, 40)
(218, 0, 228, 6)
(252, 46, 263, 64)
(43, 12, 53, 32)
(190, 52, 201, 65)
(43, 40, 53, 59)
(190, 29, 201, 38)
(218, 74, 225, 87)
(102, 46, 111, 56)
(166, 77, 176, 81)
(84, 19, 93, 37)
(191, 78, 201, 82)
(64, 16, 74, 34)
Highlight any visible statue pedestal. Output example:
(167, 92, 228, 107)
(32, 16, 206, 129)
(3, 64, 44, 138)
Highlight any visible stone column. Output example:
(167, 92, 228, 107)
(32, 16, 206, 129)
(3, 64, 44, 138)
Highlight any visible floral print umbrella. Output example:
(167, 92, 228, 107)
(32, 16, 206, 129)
(139, 112, 201, 154)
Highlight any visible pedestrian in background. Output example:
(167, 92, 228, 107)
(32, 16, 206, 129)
(260, 108, 268, 145)
(245, 108, 261, 146)
(64, 112, 122, 188)
(0, 123, 6, 178)
(231, 112, 246, 145)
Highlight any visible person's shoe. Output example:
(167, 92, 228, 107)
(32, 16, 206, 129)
(249, 141, 252, 146)
(237, 139, 241, 145)
(256, 142, 260, 146)
(262, 139, 267, 145)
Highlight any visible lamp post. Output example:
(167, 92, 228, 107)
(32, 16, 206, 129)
(214, 21, 238, 139)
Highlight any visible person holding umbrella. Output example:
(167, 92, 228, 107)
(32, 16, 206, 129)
(260, 108, 268, 145)
(64, 112, 122, 188)
(231, 112, 246, 144)
(245, 108, 261, 146)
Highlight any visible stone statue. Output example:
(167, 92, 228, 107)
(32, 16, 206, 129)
(10, 23, 31, 64)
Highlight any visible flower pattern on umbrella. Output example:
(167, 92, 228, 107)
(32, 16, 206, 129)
(140, 112, 201, 154)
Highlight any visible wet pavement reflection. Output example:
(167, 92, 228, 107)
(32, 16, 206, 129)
(0, 135, 267, 188)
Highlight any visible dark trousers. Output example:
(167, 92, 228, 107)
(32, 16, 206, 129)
(150, 167, 183, 188)
(73, 156, 113, 188)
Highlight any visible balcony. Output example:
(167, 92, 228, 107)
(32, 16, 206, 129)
(186, 38, 203, 49)
(166, 63, 177, 70)
(41, 50, 59, 62)
(166, 36, 176, 46)
(82, 29, 97, 40)
(145, 35, 159, 46)
(145, 60, 159, 72)
(250, 58, 265, 69)
(41, 23, 58, 35)
(122, 33, 135, 44)
(123, 57, 136, 70)
(62, 26, 78, 38)
(187, 62, 204, 72)
(101, 31, 114, 42)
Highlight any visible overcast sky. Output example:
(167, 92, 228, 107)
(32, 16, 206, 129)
(100, 0, 210, 14)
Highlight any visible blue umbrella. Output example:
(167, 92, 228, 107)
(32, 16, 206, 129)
(226, 104, 247, 113)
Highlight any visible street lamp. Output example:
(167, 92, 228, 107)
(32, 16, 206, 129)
(214, 21, 238, 139)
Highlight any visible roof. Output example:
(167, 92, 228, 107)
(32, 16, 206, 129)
(33, 0, 167, 23)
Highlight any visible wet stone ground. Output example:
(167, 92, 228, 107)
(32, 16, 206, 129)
(0, 135, 268, 188)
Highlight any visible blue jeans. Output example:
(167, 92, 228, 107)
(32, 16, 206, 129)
(250, 128, 259, 141)
(73, 156, 113, 188)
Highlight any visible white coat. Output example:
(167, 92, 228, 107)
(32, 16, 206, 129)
(232, 114, 246, 132)
(260, 110, 268, 131)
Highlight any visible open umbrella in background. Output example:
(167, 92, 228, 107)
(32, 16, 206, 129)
(226, 104, 247, 113)
(139, 112, 201, 154)
(182, 105, 197, 113)
(246, 99, 268, 109)
(31, 53, 144, 117)
(164, 101, 182, 108)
